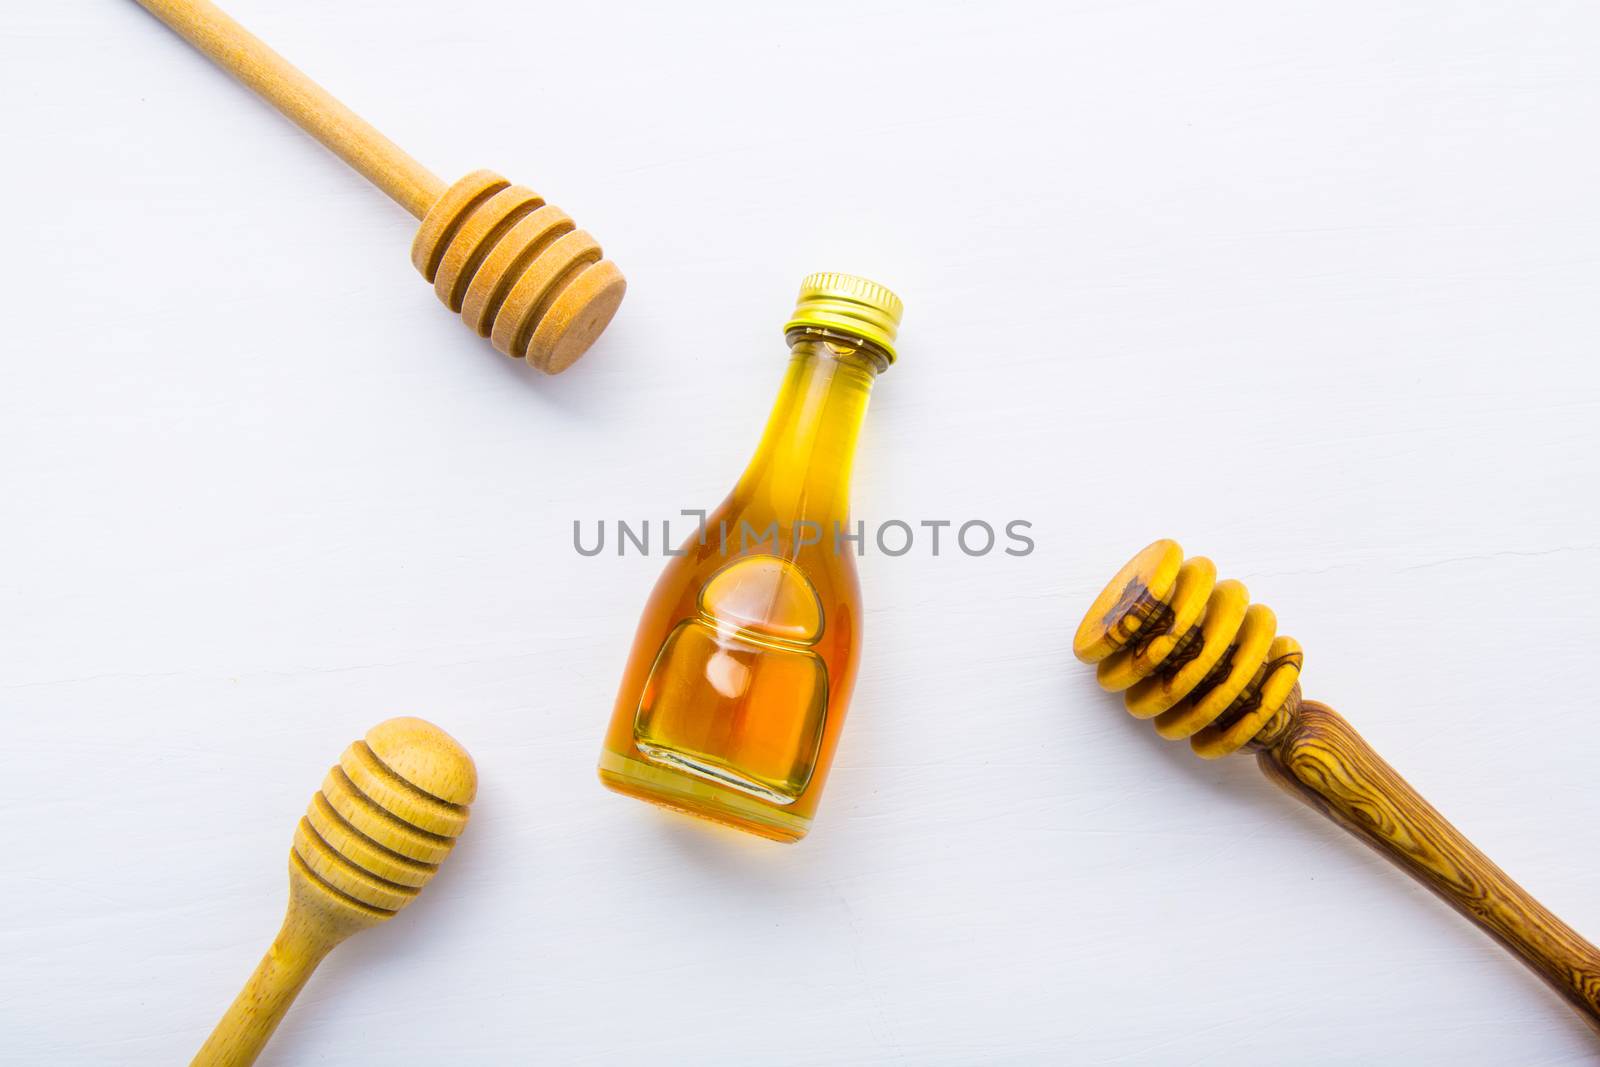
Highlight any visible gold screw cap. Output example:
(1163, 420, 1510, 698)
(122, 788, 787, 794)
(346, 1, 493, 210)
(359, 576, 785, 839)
(783, 272, 904, 362)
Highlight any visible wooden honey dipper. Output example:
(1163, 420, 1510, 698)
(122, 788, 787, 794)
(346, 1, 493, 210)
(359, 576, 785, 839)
(1075, 539, 1600, 1030)
(194, 717, 476, 1066)
(133, 0, 625, 374)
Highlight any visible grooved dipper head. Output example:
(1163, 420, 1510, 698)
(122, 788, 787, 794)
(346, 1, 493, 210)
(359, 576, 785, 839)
(1076, 540, 1305, 758)
(290, 716, 476, 924)
(412, 169, 625, 374)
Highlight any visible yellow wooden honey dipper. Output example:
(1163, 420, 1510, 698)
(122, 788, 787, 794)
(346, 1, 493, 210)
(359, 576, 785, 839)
(132, 0, 625, 374)
(193, 717, 476, 1066)
(1075, 540, 1600, 1030)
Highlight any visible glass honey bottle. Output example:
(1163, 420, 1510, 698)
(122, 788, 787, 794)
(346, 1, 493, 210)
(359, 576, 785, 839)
(598, 273, 902, 842)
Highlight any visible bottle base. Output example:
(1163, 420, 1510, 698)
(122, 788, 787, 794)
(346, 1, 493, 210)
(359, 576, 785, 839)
(598, 749, 812, 843)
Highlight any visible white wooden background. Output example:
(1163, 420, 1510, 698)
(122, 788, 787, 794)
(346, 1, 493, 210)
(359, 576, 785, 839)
(5, 1, 1599, 1063)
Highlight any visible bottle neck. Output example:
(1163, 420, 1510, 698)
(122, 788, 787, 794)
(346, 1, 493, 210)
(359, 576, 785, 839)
(735, 338, 882, 522)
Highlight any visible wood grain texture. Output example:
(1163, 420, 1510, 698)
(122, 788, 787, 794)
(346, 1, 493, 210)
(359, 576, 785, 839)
(1259, 701, 1600, 1029)
(1079, 540, 1600, 1034)
(1075, 539, 1305, 759)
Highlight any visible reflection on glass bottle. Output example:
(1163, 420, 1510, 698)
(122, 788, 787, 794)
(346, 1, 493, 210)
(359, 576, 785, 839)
(599, 273, 903, 842)
(635, 555, 828, 804)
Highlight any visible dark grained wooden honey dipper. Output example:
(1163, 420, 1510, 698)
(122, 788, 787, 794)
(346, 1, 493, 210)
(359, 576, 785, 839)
(1075, 539, 1600, 1030)
(133, 0, 625, 374)
(193, 717, 476, 1066)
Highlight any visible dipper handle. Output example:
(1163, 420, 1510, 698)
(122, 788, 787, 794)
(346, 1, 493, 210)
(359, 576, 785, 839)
(191, 885, 341, 1067)
(1260, 701, 1600, 1027)
(134, 0, 444, 217)
(132, 0, 441, 214)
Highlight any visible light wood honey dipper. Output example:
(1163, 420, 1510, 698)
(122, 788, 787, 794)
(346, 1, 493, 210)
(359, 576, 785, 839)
(1075, 540, 1600, 1030)
(133, 0, 625, 374)
(193, 717, 476, 1066)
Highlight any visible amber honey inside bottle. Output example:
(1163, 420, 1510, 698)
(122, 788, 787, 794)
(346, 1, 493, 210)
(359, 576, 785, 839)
(598, 273, 902, 841)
